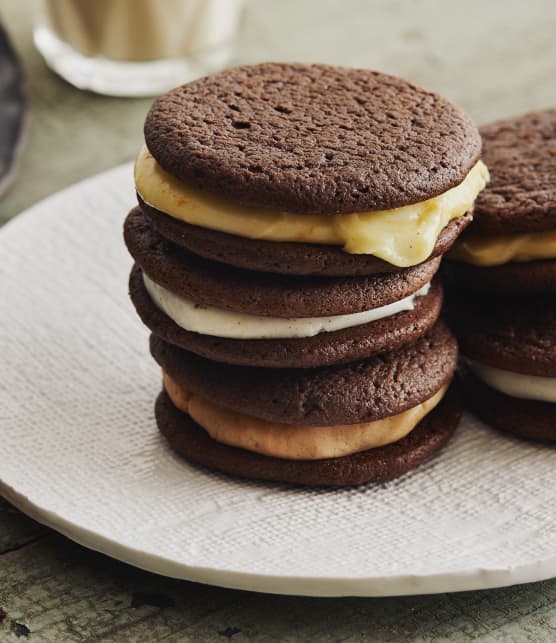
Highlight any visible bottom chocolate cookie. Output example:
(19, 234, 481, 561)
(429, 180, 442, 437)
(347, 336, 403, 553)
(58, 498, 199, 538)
(155, 384, 463, 487)
(462, 372, 556, 442)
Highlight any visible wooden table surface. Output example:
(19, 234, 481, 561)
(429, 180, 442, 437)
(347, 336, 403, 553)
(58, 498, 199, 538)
(1, 1, 556, 640)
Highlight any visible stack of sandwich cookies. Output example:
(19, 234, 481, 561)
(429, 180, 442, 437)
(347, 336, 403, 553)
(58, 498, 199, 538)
(125, 63, 488, 485)
(447, 110, 556, 441)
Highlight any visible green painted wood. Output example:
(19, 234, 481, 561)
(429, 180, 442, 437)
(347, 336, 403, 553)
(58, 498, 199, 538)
(1, 0, 556, 640)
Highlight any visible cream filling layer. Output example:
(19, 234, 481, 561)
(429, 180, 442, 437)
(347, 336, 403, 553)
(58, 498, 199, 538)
(135, 145, 489, 267)
(449, 229, 556, 266)
(144, 273, 430, 339)
(468, 360, 556, 403)
(164, 372, 448, 460)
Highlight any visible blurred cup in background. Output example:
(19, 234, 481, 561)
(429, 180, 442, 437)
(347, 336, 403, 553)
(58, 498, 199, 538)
(34, 0, 246, 96)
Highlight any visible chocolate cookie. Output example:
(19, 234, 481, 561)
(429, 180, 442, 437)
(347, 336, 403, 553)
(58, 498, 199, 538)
(155, 384, 462, 486)
(144, 63, 481, 214)
(461, 373, 555, 442)
(444, 258, 556, 296)
(150, 321, 458, 426)
(130, 264, 443, 368)
(474, 110, 556, 234)
(448, 293, 556, 376)
(124, 208, 440, 318)
(139, 199, 473, 276)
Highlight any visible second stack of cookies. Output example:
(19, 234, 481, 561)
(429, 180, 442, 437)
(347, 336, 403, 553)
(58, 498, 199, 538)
(447, 110, 556, 442)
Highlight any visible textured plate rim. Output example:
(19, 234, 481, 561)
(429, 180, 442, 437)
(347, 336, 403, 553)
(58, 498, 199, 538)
(2, 474, 555, 597)
(1, 164, 556, 598)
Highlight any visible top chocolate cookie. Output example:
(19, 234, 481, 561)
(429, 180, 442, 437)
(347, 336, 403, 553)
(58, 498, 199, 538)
(144, 63, 481, 214)
(474, 109, 556, 234)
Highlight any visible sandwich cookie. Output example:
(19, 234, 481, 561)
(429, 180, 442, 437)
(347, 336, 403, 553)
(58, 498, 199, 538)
(450, 295, 556, 441)
(151, 322, 461, 486)
(447, 110, 556, 295)
(136, 63, 487, 271)
(125, 207, 443, 368)
(129, 263, 442, 368)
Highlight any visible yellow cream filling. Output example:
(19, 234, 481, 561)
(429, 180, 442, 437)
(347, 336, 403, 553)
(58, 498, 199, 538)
(163, 372, 447, 460)
(135, 145, 489, 267)
(448, 229, 556, 266)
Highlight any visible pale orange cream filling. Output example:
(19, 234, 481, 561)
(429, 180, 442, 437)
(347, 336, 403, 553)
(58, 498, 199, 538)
(163, 372, 448, 460)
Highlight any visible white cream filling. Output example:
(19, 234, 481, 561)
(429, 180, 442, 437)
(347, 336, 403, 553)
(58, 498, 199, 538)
(468, 360, 556, 403)
(143, 274, 430, 339)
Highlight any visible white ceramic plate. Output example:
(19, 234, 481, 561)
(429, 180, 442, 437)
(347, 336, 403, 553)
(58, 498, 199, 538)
(2, 164, 556, 597)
